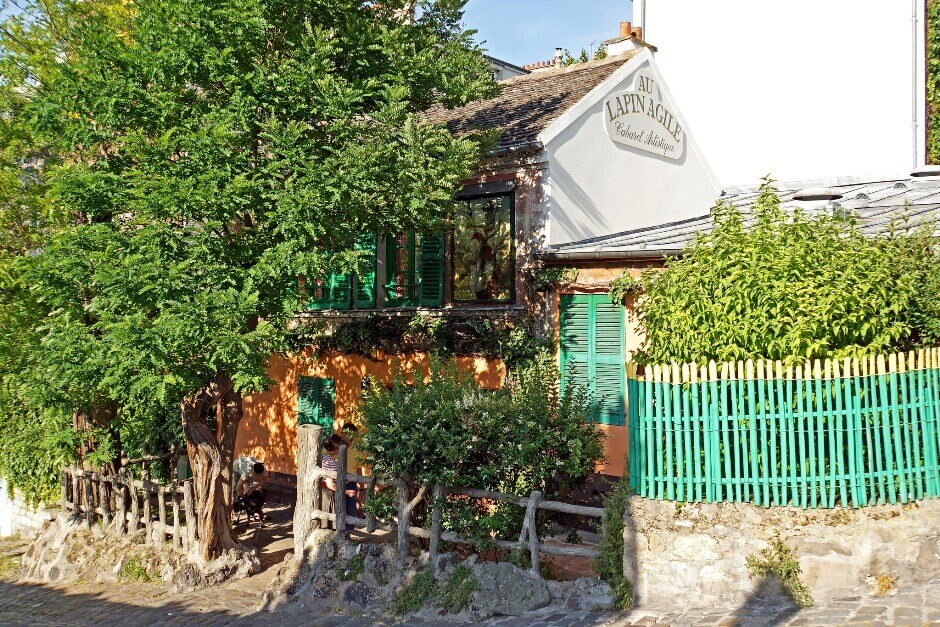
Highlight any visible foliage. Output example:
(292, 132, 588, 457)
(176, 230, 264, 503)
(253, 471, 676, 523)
(118, 557, 152, 583)
(617, 179, 940, 365)
(392, 568, 437, 615)
(436, 564, 477, 613)
(359, 354, 604, 541)
(929, 0, 940, 164)
(0, 0, 497, 534)
(0, 395, 80, 506)
(607, 272, 639, 306)
(532, 266, 578, 291)
(746, 538, 813, 608)
(291, 313, 551, 368)
(336, 553, 364, 582)
(594, 480, 633, 610)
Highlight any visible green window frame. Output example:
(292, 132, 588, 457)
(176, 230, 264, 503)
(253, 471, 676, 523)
(559, 294, 626, 426)
(384, 229, 444, 308)
(298, 376, 335, 435)
(306, 233, 377, 311)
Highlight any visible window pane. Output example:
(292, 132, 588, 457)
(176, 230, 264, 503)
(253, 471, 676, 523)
(452, 195, 513, 302)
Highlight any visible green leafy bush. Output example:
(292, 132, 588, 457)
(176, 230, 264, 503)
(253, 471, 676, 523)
(618, 179, 940, 365)
(929, 0, 940, 163)
(359, 354, 604, 541)
(746, 539, 813, 608)
(594, 480, 633, 610)
(392, 569, 437, 615)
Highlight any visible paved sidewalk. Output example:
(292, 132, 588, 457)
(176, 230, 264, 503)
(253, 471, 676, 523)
(2, 538, 937, 625)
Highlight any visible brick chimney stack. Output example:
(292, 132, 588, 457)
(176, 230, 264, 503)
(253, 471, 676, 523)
(620, 21, 632, 39)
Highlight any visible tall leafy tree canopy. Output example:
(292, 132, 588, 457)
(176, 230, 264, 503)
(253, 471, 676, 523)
(0, 0, 496, 558)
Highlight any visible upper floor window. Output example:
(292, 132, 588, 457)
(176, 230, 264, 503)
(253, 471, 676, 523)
(305, 233, 377, 310)
(385, 229, 444, 307)
(452, 194, 514, 303)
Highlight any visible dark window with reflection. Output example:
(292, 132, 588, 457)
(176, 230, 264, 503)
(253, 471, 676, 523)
(452, 194, 514, 302)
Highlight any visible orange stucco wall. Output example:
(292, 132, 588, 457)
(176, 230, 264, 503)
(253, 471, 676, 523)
(235, 259, 663, 482)
(235, 350, 506, 477)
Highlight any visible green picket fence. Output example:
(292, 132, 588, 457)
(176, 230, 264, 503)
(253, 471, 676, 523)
(627, 349, 940, 508)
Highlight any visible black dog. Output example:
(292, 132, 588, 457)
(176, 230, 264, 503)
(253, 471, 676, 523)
(233, 490, 265, 527)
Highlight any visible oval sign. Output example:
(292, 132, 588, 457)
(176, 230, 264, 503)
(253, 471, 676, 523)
(603, 70, 684, 160)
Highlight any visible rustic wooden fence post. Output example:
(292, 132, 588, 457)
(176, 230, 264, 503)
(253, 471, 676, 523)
(116, 481, 128, 536)
(157, 485, 168, 544)
(336, 445, 348, 547)
(365, 476, 377, 533)
(526, 490, 542, 577)
(294, 424, 323, 556)
(81, 472, 94, 528)
(70, 467, 80, 518)
(183, 480, 196, 550)
(171, 461, 181, 548)
(428, 484, 444, 569)
(142, 457, 152, 544)
(100, 475, 112, 528)
(129, 472, 140, 535)
(60, 469, 69, 512)
(396, 478, 409, 559)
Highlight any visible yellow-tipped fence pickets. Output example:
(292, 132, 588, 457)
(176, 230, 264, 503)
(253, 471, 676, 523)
(627, 348, 940, 508)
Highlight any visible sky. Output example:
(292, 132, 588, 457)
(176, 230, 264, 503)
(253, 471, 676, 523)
(461, 0, 634, 67)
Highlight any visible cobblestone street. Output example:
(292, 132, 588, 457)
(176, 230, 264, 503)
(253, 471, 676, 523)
(1, 532, 937, 627)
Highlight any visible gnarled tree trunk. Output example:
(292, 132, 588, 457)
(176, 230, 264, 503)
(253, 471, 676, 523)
(181, 371, 245, 562)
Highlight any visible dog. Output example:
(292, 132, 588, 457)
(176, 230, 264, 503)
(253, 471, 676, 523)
(233, 489, 265, 527)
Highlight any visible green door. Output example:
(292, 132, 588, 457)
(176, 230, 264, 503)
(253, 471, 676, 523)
(560, 294, 625, 426)
(298, 376, 335, 435)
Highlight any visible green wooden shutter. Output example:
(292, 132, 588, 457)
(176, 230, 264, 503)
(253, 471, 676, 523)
(560, 294, 625, 426)
(306, 272, 352, 310)
(297, 376, 335, 435)
(354, 233, 377, 309)
(418, 233, 444, 307)
(593, 298, 626, 426)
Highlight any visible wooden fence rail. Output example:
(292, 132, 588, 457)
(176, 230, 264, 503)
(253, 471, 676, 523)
(293, 425, 602, 578)
(60, 465, 197, 551)
(628, 348, 940, 509)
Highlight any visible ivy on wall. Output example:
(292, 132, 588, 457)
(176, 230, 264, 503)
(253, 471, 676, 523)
(929, 0, 940, 163)
(288, 313, 551, 368)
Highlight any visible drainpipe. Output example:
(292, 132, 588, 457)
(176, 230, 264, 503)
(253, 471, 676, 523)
(635, 0, 647, 38)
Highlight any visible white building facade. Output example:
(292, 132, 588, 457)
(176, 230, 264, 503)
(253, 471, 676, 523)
(632, 0, 929, 187)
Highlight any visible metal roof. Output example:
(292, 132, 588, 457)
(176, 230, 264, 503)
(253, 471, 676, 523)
(544, 176, 940, 260)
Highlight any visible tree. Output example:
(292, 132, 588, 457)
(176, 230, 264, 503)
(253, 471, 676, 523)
(0, 0, 496, 561)
(613, 179, 940, 365)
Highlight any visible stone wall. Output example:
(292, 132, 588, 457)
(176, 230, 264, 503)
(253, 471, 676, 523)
(0, 480, 57, 538)
(623, 495, 940, 608)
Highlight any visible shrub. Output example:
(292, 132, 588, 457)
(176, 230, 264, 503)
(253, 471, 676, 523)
(594, 480, 633, 610)
(746, 538, 813, 608)
(359, 353, 604, 540)
(617, 179, 940, 365)
(392, 569, 437, 615)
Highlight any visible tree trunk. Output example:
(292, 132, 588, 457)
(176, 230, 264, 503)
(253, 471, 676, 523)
(181, 372, 244, 562)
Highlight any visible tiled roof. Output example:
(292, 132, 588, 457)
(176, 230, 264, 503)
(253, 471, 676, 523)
(548, 177, 940, 257)
(425, 51, 639, 151)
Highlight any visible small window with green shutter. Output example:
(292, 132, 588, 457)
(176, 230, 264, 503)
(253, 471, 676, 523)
(385, 229, 444, 307)
(560, 294, 625, 426)
(298, 376, 335, 435)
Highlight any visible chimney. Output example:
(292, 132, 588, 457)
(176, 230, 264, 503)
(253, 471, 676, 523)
(619, 21, 632, 39)
(553, 48, 564, 67)
(632, 26, 643, 40)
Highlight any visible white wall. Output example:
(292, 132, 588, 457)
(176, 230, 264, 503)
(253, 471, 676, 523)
(640, 0, 926, 187)
(543, 54, 721, 245)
